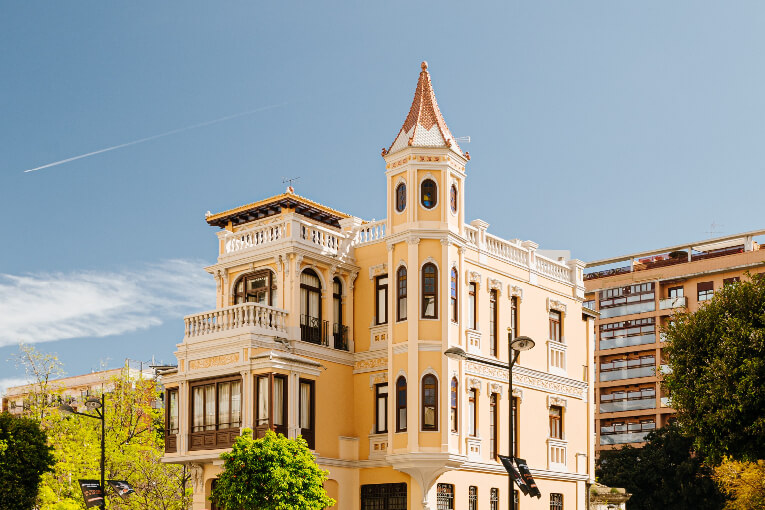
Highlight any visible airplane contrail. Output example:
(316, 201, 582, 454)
(23, 102, 287, 173)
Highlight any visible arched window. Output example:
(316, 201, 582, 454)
(396, 376, 407, 432)
(395, 182, 407, 212)
(421, 179, 437, 209)
(450, 377, 458, 433)
(300, 269, 322, 344)
(397, 266, 407, 321)
(450, 268, 458, 322)
(422, 263, 438, 319)
(450, 184, 458, 214)
(422, 374, 438, 431)
(234, 270, 276, 306)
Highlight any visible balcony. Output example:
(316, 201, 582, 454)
(599, 363, 655, 382)
(599, 430, 651, 445)
(600, 422, 655, 445)
(599, 397, 656, 413)
(300, 315, 327, 345)
(333, 323, 349, 351)
(184, 302, 287, 340)
(660, 296, 687, 310)
(599, 333, 656, 350)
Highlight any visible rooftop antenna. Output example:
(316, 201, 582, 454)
(454, 136, 471, 143)
(282, 176, 300, 193)
(705, 221, 724, 238)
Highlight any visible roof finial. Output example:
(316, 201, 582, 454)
(421, 61, 428, 72)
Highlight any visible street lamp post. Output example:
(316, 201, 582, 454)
(60, 394, 106, 510)
(444, 334, 535, 510)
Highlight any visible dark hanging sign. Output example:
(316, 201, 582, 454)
(515, 458, 542, 498)
(78, 479, 105, 508)
(498, 455, 529, 496)
(107, 480, 135, 499)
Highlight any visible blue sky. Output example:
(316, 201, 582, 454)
(1, 2, 764, 386)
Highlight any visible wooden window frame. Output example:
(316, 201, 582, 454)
(395, 182, 407, 212)
(233, 270, 276, 306)
(490, 393, 499, 459)
(450, 267, 458, 322)
(300, 269, 323, 343)
(422, 264, 438, 319)
(468, 486, 477, 510)
(698, 281, 714, 301)
(422, 374, 438, 431)
(450, 377, 458, 433)
(375, 383, 389, 434)
(397, 267, 407, 322)
(468, 388, 477, 437)
(396, 376, 407, 432)
(421, 179, 437, 209)
(668, 285, 684, 298)
(255, 373, 288, 438)
(489, 289, 498, 356)
(299, 378, 316, 449)
(165, 388, 179, 453)
(376, 275, 389, 325)
(549, 310, 562, 342)
(189, 375, 242, 451)
(549, 405, 563, 439)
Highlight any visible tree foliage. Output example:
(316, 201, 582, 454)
(0, 412, 55, 510)
(12, 343, 66, 421)
(596, 422, 726, 510)
(212, 429, 335, 510)
(713, 458, 765, 509)
(663, 273, 765, 462)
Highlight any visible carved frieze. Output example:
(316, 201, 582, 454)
(508, 285, 524, 302)
(547, 297, 568, 314)
(466, 270, 482, 287)
(354, 358, 387, 371)
(189, 353, 240, 370)
(548, 395, 568, 409)
(464, 361, 584, 399)
(487, 277, 502, 295)
(369, 263, 387, 280)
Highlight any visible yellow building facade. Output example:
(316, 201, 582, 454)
(162, 62, 596, 510)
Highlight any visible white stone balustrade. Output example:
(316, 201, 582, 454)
(353, 220, 387, 246)
(297, 220, 341, 255)
(222, 222, 285, 254)
(184, 303, 287, 339)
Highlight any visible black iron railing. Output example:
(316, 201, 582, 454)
(333, 323, 349, 351)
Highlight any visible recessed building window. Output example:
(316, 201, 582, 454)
(550, 493, 563, 510)
(396, 376, 407, 432)
(450, 377, 458, 433)
(697, 281, 714, 301)
(422, 264, 438, 318)
(468, 388, 477, 436)
(234, 270, 276, 306)
(422, 374, 438, 430)
(437, 484, 454, 509)
(376, 275, 389, 324)
(421, 179, 437, 209)
(450, 184, 458, 213)
(489, 289, 498, 356)
(397, 267, 407, 321)
(375, 384, 388, 434)
(450, 268, 458, 322)
(395, 182, 406, 212)
(549, 405, 563, 439)
(468, 486, 477, 510)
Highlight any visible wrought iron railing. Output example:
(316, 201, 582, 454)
(300, 315, 328, 345)
(333, 323, 349, 351)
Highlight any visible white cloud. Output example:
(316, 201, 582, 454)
(0, 377, 30, 395)
(0, 259, 216, 347)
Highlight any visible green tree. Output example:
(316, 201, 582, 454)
(663, 273, 765, 462)
(212, 429, 335, 510)
(713, 458, 765, 509)
(12, 343, 66, 421)
(0, 411, 55, 510)
(596, 422, 726, 510)
(38, 371, 192, 510)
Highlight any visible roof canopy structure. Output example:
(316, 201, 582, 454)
(384, 62, 466, 159)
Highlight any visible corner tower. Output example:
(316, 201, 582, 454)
(382, 62, 470, 238)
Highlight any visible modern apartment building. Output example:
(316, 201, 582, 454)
(161, 62, 597, 510)
(584, 230, 765, 453)
(1, 361, 154, 415)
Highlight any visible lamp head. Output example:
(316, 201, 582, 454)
(443, 346, 469, 361)
(510, 336, 535, 352)
(58, 403, 75, 416)
(84, 396, 102, 411)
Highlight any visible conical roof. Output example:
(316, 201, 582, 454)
(384, 62, 466, 158)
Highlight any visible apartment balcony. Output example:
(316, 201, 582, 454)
(599, 397, 656, 413)
(600, 364, 655, 382)
(184, 302, 288, 341)
(659, 296, 687, 310)
(599, 333, 656, 350)
(600, 423, 655, 445)
(599, 431, 651, 445)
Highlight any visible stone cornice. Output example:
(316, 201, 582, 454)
(464, 360, 587, 399)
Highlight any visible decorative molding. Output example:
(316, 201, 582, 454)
(548, 395, 568, 409)
(512, 387, 524, 402)
(466, 270, 482, 288)
(547, 297, 568, 314)
(465, 377, 481, 394)
(466, 330, 481, 354)
(407, 236, 421, 246)
(489, 382, 504, 397)
(354, 358, 387, 372)
(463, 362, 586, 399)
(422, 256, 438, 269)
(369, 263, 387, 280)
(294, 254, 304, 273)
(349, 271, 359, 290)
(418, 341, 442, 352)
(508, 285, 524, 302)
(392, 343, 408, 354)
(487, 277, 502, 295)
(369, 373, 388, 389)
(188, 353, 240, 370)
(440, 238, 450, 247)
(386, 242, 395, 252)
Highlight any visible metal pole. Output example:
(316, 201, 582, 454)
(101, 393, 106, 510)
